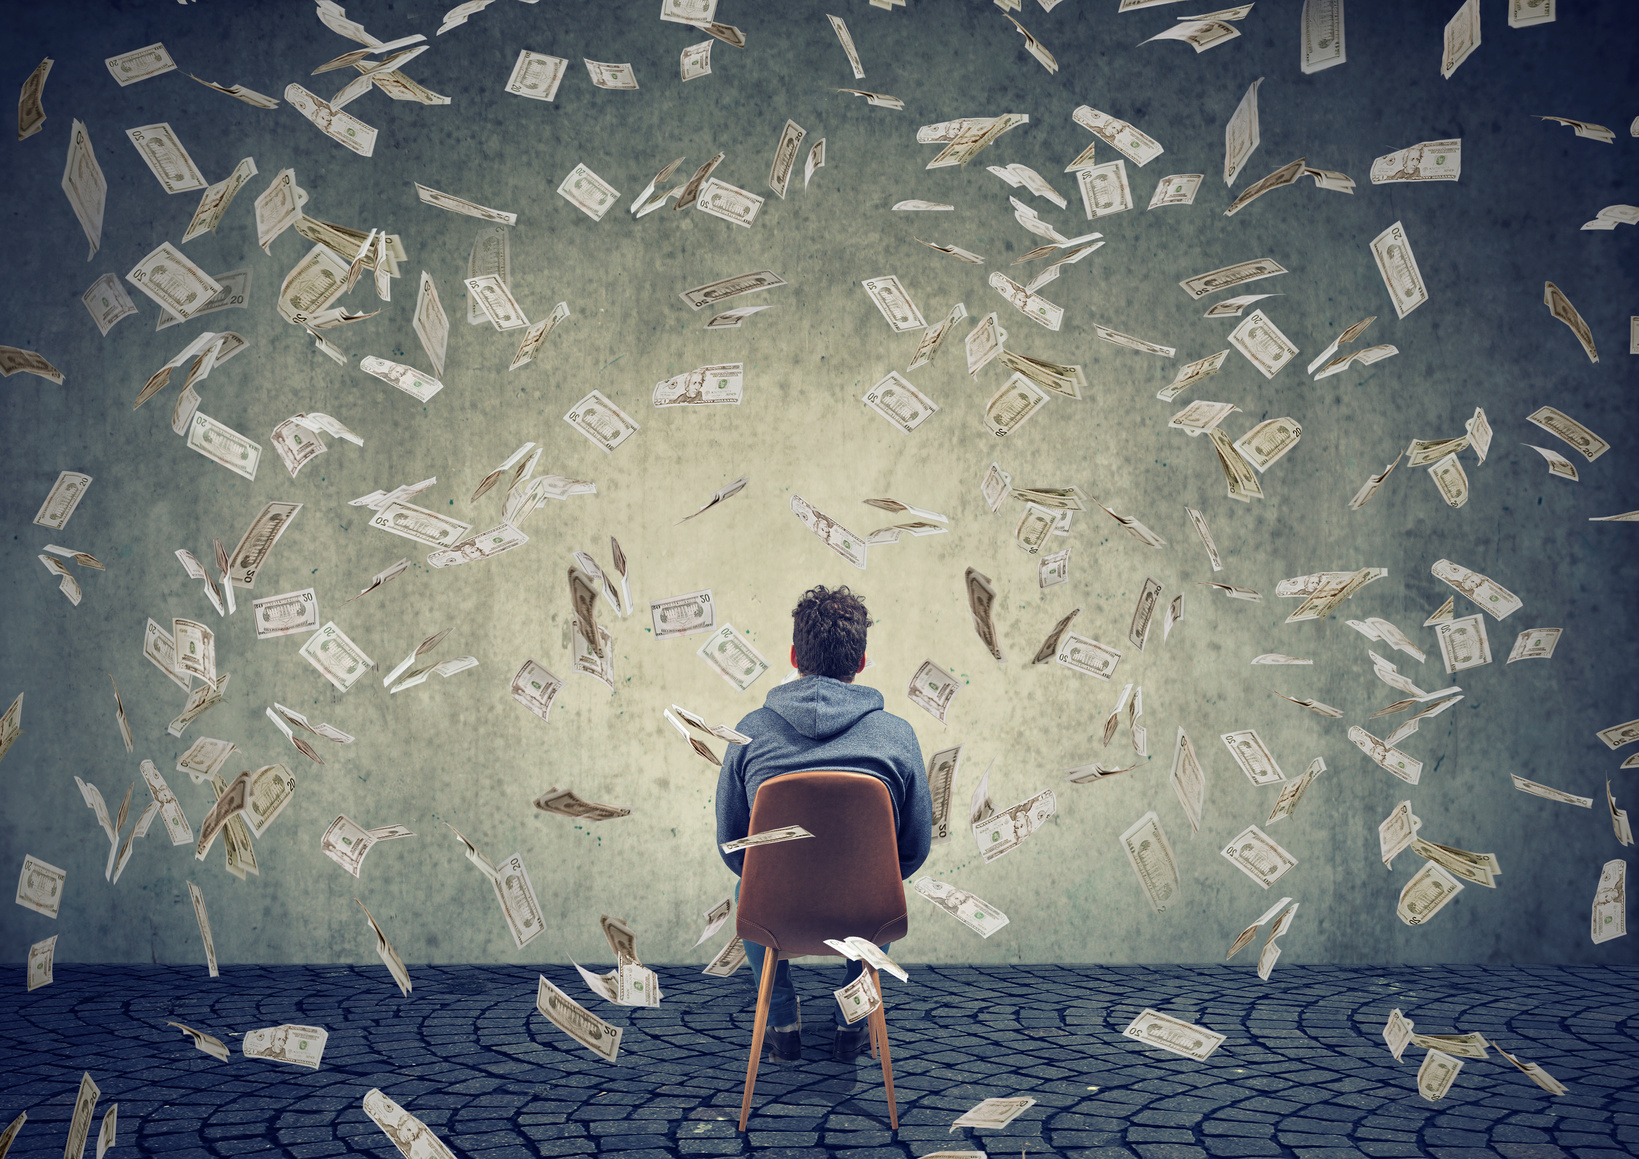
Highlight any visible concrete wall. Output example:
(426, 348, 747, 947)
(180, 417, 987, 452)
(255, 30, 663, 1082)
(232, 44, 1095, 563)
(1, 0, 1634, 969)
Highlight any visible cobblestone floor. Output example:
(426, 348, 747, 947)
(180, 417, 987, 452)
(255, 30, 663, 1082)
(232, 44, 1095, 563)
(2, 964, 1636, 1159)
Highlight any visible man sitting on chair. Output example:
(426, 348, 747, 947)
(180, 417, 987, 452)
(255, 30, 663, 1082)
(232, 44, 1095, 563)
(715, 584, 932, 1062)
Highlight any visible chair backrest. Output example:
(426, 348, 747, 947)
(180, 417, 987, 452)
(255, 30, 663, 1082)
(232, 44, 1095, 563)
(736, 770, 909, 957)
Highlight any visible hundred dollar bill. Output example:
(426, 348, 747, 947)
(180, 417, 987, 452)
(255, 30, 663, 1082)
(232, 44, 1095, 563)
(510, 659, 563, 723)
(536, 975, 623, 1061)
(1433, 614, 1490, 674)
(1592, 859, 1625, 944)
(1526, 405, 1607, 462)
(299, 621, 374, 692)
(16, 854, 64, 918)
(1267, 758, 1324, 824)
(914, 877, 1009, 937)
(1300, 0, 1345, 73)
(861, 275, 926, 332)
(564, 389, 641, 453)
(974, 789, 1055, 863)
(33, 471, 92, 529)
(82, 274, 136, 337)
(510, 301, 570, 371)
(253, 588, 318, 638)
(1372, 138, 1460, 184)
(1399, 862, 1464, 926)
(1123, 1008, 1223, 1061)
(29, 934, 56, 990)
(907, 659, 961, 723)
(126, 123, 206, 195)
(506, 50, 568, 100)
(557, 162, 620, 221)
(1120, 811, 1179, 912)
(127, 241, 223, 320)
(1072, 105, 1163, 166)
(1179, 257, 1287, 300)
(651, 590, 715, 639)
(767, 119, 807, 199)
(228, 501, 301, 588)
(720, 824, 814, 854)
(107, 42, 175, 85)
(697, 624, 770, 692)
(1431, 559, 1521, 619)
(926, 745, 962, 843)
(1417, 1048, 1463, 1101)
(284, 84, 377, 155)
(186, 879, 218, 976)
(1221, 824, 1297, 888)
(244, 1024, 327, 1069)
(156, 269, 251, 331)
(680, 269, 785, 311)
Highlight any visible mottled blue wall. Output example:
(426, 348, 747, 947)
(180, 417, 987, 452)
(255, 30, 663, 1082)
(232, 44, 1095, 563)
(1, 0, 1635, 969)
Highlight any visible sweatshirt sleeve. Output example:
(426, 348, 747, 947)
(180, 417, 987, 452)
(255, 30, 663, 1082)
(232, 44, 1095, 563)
(715, 737, 751, 876)
(893, 721, 933, 880)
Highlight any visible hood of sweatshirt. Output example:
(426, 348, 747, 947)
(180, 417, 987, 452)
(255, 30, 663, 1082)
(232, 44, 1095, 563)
(761, 675, 883, 741)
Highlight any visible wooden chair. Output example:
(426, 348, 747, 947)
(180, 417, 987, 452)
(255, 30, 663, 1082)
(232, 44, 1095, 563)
(735, 770, 909, 1132)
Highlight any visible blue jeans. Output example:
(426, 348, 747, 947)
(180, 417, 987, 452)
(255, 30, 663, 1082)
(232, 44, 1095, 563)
(736, 881, 889, 1028)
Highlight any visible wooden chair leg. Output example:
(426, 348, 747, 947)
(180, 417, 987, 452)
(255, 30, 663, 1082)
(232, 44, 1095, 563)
(866, 965, 897, 1130)
(738, 948, 779, 1132)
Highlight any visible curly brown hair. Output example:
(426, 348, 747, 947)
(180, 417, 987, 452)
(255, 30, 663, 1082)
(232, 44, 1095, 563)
(791, 585, 869, 681)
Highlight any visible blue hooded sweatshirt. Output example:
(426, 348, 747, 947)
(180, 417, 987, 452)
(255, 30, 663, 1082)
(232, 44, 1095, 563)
(715, 675, 932, 880)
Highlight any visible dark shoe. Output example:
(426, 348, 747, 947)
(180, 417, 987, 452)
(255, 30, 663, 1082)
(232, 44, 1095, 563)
(760, 1025, 802, 1062)
(831, 1022, 871, 1061)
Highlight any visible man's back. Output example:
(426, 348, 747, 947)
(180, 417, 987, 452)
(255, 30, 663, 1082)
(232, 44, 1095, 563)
(715, 675, 932, 881)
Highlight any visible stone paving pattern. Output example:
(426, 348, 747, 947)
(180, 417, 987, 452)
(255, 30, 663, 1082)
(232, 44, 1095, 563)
(2, 963, 1636, 1159)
